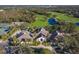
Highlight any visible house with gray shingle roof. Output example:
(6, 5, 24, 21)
(11, 30, 33, 42)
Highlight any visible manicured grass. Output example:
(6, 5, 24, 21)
(30, 20, 48, 27)
(75, 26, 79, 31)
(30, 15, 49, 27)
(50, 12, 79, 23)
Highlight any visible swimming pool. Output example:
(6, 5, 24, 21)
(0, 23, 10, 35)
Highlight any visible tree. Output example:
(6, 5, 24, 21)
(63, 35, 79, 53)
(41, 48, 53, 54)
(65, 23, 76, 33)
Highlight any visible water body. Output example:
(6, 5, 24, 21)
(75, 22, 79, 26)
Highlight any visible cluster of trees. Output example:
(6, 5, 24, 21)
(63, 33, 79, 54)
(15, 45, 53, 54)
(0, 8, 35, 23)
(48, 6, 79, 18)
(30, 8, 51, 17)
(46, 21, 77, 33)
(0, 6, 79, 23)
(46, 22, 79, 53)
(0, 8, 52, 23)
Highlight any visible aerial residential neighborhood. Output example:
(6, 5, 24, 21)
(0, 5, 79, 54)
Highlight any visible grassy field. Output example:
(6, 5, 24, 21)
(50, 12, 79, 23)
(29, 12, 79, 28)
(29, 15, 49, 27)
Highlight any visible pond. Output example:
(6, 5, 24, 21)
(48, 18, 58, 25)
(75, 22, 79, 26)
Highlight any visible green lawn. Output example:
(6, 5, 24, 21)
(29, 15, 49, 27)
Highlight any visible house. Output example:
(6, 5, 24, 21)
(38, 28, 49, 37)
(36, 36, 46, 43)
(56, 30, 64, 37)
(11, 30, 33, 42)
(18, 30, 33, 41)
(34, 28, 49, 42)
(49, 30, 65, 42)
